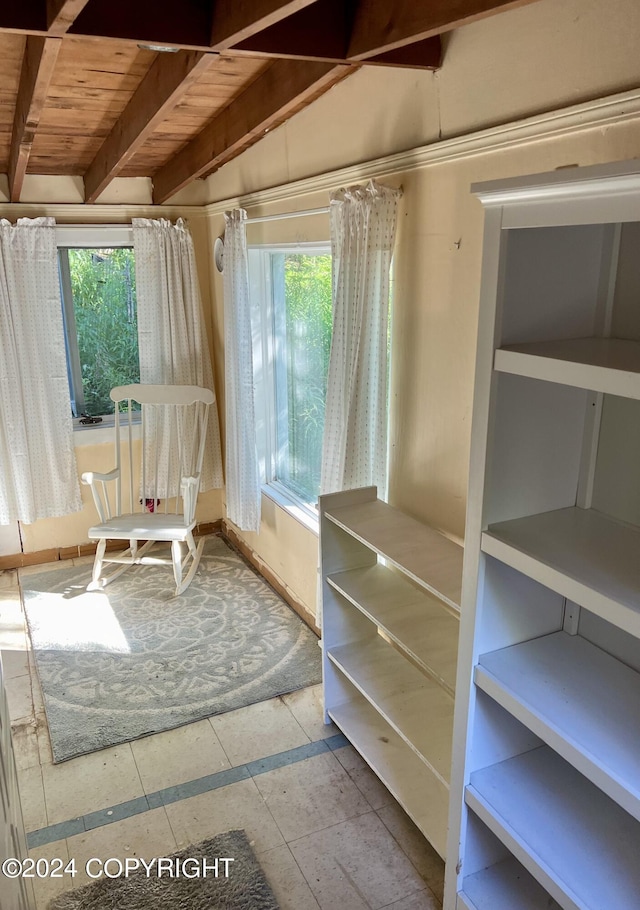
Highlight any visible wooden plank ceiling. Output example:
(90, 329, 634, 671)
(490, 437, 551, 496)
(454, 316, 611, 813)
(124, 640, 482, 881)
(0, 0, 541, 204)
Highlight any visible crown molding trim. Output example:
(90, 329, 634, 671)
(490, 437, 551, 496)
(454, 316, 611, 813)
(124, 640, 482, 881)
(1, 87, 638, 219)
(204, 87, 640, 217)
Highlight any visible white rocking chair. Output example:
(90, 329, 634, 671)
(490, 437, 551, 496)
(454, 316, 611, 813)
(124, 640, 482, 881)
(81, 384, 215, 596)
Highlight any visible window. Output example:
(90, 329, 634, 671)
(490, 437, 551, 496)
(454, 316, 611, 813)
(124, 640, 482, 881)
(249, 245, 332, 509)
(57, 227, 139, 419)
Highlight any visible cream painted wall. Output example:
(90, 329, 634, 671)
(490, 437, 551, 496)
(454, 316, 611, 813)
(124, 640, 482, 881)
(203, 0, 640, 621)
(0, 206, 223, 558)
(437, 0, 640, 137)
(0, 176, 209, 207)
(226, 497, 321, 621)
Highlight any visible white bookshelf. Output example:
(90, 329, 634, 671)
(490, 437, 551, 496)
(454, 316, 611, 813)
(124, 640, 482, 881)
(330, 696, 450, 858)
(482, 507, 640, 636)
(327, 565, 458, 692)
(445, 163, 640, 909)
(475, 632, 640, 818)
(494, 337, 640, 397)
(328, 638, 454, 783)
(319, 486, 463, 858)
(466, 747, 640, 909)
(324, 495, 462, 610)
(458, 857, 563, 910)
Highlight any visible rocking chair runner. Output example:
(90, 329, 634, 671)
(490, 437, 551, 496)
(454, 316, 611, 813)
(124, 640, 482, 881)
(82, 384, 215, 596)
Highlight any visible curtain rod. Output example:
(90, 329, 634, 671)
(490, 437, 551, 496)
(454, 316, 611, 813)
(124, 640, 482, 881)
(55, 223, 133, 229)
(245, 206, 329, 225)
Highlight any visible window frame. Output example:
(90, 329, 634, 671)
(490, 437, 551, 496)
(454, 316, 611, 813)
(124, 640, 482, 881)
(248, 241, 332, 521)
(55, 225, 137, 429)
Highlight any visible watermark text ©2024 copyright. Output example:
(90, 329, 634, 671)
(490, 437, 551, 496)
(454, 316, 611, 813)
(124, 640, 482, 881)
(1, 856, 234, 880)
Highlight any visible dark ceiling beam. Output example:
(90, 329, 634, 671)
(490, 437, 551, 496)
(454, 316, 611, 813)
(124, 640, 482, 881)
(232, 0, 349, 63)
(8, 36, 61, 202)
(66, 0, 212, 49)
(152, 58, 351, 203)
(347, 0, 541, 59)
(235, 0, 441, 70)
(84, 49, 213, 203)
(0, 4, 46, 33)
(47, 0, 91, 35)
(210, 0, 320, 51)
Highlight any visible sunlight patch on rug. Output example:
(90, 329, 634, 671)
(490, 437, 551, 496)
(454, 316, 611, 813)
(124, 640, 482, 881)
(26, 589, 132, 652)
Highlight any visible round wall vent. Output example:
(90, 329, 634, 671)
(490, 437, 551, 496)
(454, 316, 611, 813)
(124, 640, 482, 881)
(214, 237, 224, 273)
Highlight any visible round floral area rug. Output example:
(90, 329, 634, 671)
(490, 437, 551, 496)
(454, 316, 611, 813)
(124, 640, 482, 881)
(22, 536, 321, 762)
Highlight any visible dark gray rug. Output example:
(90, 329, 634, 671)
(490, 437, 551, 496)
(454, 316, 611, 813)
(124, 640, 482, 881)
(46, 830, 280, 909)
(23, 536, 320, 762)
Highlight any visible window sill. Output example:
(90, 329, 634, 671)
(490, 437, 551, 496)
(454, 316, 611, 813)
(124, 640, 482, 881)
(261, 483, 319, 536)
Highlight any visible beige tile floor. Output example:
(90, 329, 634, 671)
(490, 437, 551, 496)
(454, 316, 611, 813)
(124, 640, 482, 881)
(1, 563, 445, 910)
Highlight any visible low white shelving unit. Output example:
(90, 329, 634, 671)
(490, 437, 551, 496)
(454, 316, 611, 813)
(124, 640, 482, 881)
(319, 486, 463, 859)
(445, 162, 640, 909)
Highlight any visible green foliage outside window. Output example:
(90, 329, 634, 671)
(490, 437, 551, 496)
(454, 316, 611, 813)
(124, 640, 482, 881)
(280, 253, 332, 503)
(68, 248, 140, 416)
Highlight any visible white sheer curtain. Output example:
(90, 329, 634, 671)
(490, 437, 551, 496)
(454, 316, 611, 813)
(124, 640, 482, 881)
(320, 180, 401, 498)
(0, 217, 82, 524)
(222, 209, 261, 532)
(132, 218, 223, 496)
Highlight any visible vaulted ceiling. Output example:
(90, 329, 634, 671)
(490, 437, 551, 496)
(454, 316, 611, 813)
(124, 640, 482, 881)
(1, 1, 541, 204)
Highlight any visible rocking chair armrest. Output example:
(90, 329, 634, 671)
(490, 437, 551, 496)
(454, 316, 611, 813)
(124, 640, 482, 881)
(81, 469, 119, 485)
(81, 469, 120, 524)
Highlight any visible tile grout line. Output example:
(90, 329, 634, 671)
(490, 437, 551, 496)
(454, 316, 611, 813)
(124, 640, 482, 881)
(374, 807, 445, 906)
(127, 740, 148, 808)
(246, 742, 331, 859)
(26, 733, 349, 849)
(161, 801, 183, 863)
(260, 841, 323, 910)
